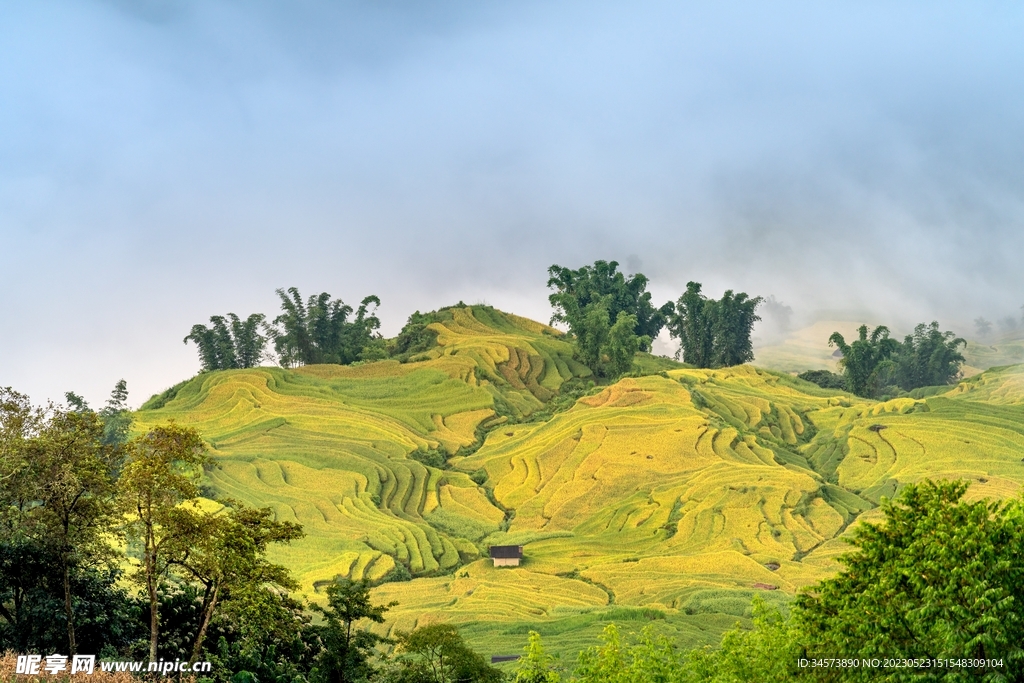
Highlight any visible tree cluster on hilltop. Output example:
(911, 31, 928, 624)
(184, 314, 269, 371)
(546, 261, 672, 379)
(185, 288, 385, 372)
(666, 282, 763, 368)
(183, 264, 766, 382)
(547, 261, 764, 377)
(823, 322, 966, 398)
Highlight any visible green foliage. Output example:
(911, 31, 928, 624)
(410, 447, 449, 470)
(100, 379, 133, 446)
(0, 542, 144, 655)
(185, 313, 269, 371)
(667, 282, 763, 368)
(12, 407, 121, 654)
(796, 370, 847, 391)
(711, 289, 763, 367)
(514, 631, 561, 683)
(64, 391, 90, 412)
(828, 324, 900, 397)
(392, 310, 448, 360)
(796, 479, 1024, 680)
(119, 423, 209, 661)
(669, 282, 714, 368)
(680, 597, 801, 682)
(548, 281, 650, 379)
(606, 312, 644, 378)
(311, 579, 396, 683)
(385, 623, 502, 683)
(891, 321, 966, 391)
(270, 288, 382, 367)
(61, 380, 133, 449)
(169, 501, 304, 663)
(547, 260, 672, 351)
(573, 623, 686, 683)
(830, 322, 967, 398)
(205, 589, 321, 683)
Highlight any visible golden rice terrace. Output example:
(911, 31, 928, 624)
(136, 306, 1024, 656)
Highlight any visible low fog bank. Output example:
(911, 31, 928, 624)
(2, 1, 1023, 405)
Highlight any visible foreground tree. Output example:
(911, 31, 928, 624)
(313, 579, 395, 683)
(513, 631, 561, 683)
(185, 313, 268, 371)
(170, 502, 304, 664)
(206, 588, 321, 683)
(20, 408, 120, 654)
(681, 598, 801, 682)
(119, 424, 208, 662)
(270, 288, 383, 367)
(1, 390, 142, 654)
(797, 480, 1024, 680)
(385, 623, 501, 683)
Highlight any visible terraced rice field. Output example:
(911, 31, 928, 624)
(137, 307, 1024, 658)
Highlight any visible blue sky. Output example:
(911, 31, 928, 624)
(2, 1, 1023, 406)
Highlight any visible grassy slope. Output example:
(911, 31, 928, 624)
(137, 307, 1024, 659)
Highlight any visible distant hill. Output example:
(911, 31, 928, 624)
(137, 306, 1024, 658)
(754, 321, 1024, 376)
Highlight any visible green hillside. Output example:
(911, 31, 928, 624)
(137, 306, 1024, 658)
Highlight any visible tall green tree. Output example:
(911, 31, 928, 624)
(0, 388, 41, 485)
(18, 408, 121, 654)
(796, 480, 1024, 680)
(547, 260, 672, 352)
(169, 502, 304, 665)
(606, 312, 644, 377)
(667, 282, 714, 368)
(270, 288, 382, 367)
(667, 283, 763, 368)
(99, 379, 133, 447)
(205, 588, 321, 683)
(711, 290, 763, 367)
(119, 424, 208, 662)
(312, 579, 395, 683)
(0, 544, 143, 656)
(185, 313, 268, 371)
(574, 297, 612, 374)
(828, 325, 900, 397)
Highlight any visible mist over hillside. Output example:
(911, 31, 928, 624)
(3, 1, 1024, 406)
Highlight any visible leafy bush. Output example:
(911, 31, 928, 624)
(796, 369, 846, 390)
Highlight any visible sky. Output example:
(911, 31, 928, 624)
(2, 0, 1024, 407)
